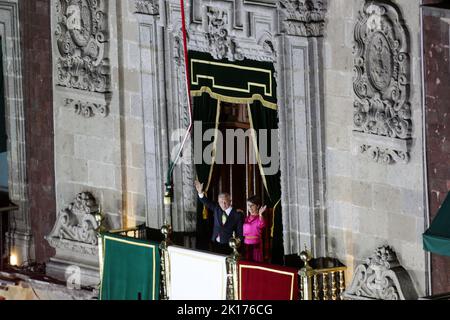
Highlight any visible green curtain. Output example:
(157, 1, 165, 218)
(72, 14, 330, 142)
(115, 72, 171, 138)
(0, 40, 6, 154)
(193, 92, 220, 250)
(100, 233, 160, 300)
(189, 51, 277, 109)
(247, 100, 284, 265)
(423, 191, 450, 257)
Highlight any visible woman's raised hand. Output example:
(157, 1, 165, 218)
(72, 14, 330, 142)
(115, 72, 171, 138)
(259, 205, 267, 216)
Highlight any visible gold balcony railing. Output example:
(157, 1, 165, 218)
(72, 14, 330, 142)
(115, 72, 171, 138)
(299, 250, 347, 300)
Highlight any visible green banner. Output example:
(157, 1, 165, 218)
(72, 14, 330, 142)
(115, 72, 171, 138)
(100, 233, 160, 300)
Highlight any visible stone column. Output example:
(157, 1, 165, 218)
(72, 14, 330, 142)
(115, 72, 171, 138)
(0, 0, 32, 266)
(277, 0, 328, 257)
(133, 1, 169, 230)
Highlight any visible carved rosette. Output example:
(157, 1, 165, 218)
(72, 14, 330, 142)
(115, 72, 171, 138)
(206, 7, 243, 61)
(55, 0, 110, 93)
(134, 0, 159, 15)
(279, 0, 327, 37)
(65, 98, 109, 118)
(343, 246, 418, 300)
(353, 2, 411, 164)
(46, 192, 102, 247)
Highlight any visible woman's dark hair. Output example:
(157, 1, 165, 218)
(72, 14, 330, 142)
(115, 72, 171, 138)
(246, 195, 262, 207)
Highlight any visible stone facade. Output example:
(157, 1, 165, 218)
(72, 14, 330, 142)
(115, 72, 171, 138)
(324, 0, 427, 296)
(1, 0, 445, 298)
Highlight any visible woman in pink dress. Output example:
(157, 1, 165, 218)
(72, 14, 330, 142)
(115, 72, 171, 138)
(243, 196, 267, 262)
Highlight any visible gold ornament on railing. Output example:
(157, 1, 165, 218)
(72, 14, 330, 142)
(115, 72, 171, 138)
(299, 246, 347, 301)
(226, 232, 241, 300)
(159, 221, 172, 300)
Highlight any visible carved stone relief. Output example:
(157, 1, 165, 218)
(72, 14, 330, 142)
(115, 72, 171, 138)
(64, 98, 109, 118)
(135, 0, 159, 15)
(188, 4, 275, 63)
(46, 192, 101, 247)
(353, 1, 411, 164)
(279, 0, 327, 37)
(342, 246, 418, 300)
(205, 6, 243, 61)
(45, 192, 101, 286)
(54, 0, 110, 93)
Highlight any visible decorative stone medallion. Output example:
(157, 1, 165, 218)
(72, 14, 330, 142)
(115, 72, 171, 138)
(353, 1, 411, 164)
(55, 0, 110, 93)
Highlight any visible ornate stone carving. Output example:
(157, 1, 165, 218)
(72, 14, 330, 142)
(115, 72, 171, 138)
(206, 7, 243, 61)
(342, 246, 418, 300)
(55, 0, 110, 93)
(64, 98, 109, 118)
(47, 192, 101, 246)
(173, 28, 197, 231)
(135, 0, 159, 15)
(360, 144, 408, 164)
(353, 1, 411, 164)
(46, 237, 99, 256)
(279, 0, 327, 37)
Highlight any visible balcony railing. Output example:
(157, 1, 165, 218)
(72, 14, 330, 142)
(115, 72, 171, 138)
(100, 225, 347, 300)
(298, 250, 347, 300)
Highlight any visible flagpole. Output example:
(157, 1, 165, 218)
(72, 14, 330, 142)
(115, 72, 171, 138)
(164, 0, 193, 207)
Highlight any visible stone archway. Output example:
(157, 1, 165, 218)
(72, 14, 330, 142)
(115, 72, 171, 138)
(134, 0, 329, 257)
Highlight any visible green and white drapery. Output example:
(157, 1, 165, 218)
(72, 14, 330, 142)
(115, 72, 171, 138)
(190, 51, 283, 263)
(100, 233, 160, 300)
(167, 246, 228, 300)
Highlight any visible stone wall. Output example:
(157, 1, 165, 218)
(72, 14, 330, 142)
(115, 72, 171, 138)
(53, 2, 145, 229)
(324, 0, 427, 295)
(47, 0, 149, 282)
(114, 1, 148, 228)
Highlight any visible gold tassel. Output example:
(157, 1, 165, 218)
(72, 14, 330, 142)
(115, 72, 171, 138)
(202, 205, 208, 220)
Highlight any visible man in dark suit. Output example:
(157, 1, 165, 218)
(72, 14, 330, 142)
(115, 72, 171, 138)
(195, 180, 243, 255)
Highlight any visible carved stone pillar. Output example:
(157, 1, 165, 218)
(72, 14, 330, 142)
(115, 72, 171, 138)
(45, 192, 102, 287)
(48, 0, 112, 285)
(277, 0, 328, 257)
(133, 2, 171, 231)
(134, 0, 198, 234)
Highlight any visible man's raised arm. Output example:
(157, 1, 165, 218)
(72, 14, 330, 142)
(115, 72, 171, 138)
(195, 179, 217, 211)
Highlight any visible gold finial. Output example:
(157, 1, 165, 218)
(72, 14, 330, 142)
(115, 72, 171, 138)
(300, 244, 313, 270)
(161, 221, 172, 239)
(228, 232, 241, 257)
